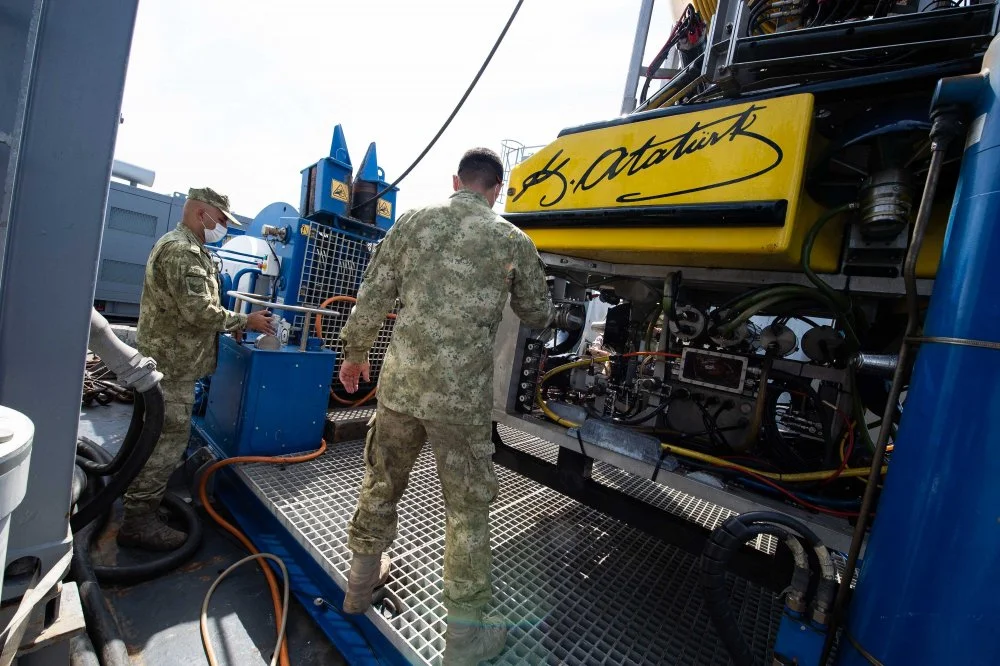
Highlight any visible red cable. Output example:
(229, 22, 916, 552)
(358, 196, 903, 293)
(734, 466, 860, 518)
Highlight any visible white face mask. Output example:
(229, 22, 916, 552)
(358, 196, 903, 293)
(202, 214, 228, 243)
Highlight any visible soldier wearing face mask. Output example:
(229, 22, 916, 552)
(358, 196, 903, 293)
(120, 187, 275, 551)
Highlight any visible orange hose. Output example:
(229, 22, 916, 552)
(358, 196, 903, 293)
(315, 295, 395, 408)
(197, 440, 328, 666)
(330, 386, 377, 407)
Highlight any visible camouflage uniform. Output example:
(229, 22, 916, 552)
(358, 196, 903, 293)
(126, 189, 248, 514)
(342, 189, 554, 619)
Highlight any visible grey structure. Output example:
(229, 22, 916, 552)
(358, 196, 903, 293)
(0, 0, 139, 595)
(96, 183, 187, 320)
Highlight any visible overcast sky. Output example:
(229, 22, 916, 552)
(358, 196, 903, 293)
(114, 1, 675, 219)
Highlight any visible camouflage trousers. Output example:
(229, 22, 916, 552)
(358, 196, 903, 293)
(347, 403, 499, 620)
(123, 379, 195, 514)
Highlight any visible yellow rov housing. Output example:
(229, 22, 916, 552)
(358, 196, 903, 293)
(503, 93, 945, 276)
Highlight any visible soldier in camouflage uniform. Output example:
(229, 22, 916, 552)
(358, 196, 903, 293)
(119, 187, 275, 552)
(339, 149, 577, 665)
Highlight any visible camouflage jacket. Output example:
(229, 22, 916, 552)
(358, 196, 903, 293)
(137, 223, 248, 381)
(341, 189, 554, 425)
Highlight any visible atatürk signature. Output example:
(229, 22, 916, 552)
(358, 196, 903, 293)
(512, 104, 784, 207)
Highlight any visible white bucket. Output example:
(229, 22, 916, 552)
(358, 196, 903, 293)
(0, 407, 34, 592)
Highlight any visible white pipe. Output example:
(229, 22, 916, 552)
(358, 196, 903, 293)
(88, 309, 162, 392)
(111, 159, 155, 187)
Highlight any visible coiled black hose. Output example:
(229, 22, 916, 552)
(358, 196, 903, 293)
(72, 465, 89, 507)
(70, 383, 204, 666)
(91, 492, 202, 586)
(72, 391, 203, 584)
(701, 511, 833, 666)
(75, 396, 144, 476)
(71, 386, 164, 532)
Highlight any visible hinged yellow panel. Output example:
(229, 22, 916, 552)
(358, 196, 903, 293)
(508, 95, 811, 212)
(504, 94, 851, 272)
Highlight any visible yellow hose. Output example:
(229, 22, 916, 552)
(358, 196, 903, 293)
(659, 443, 887, 482)
(535, 358, 602, 428)
(535, 357, 889, 482)
(692, 0, 718, 21)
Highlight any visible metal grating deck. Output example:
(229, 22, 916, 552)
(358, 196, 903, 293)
(237, 420, 782, 665)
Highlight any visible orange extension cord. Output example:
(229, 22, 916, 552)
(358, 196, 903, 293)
(197, 440, 328, 666)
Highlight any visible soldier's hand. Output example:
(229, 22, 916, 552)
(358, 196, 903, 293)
(339, 361, 371, 394)
(247, 310, 277, 336)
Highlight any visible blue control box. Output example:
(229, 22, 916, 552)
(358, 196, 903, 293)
(204, 335, 336, 457)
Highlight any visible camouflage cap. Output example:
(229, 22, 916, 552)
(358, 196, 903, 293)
(187, 187, 242, 227)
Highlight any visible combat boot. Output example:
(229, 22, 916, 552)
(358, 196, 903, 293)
(442, 614, 508, 666)
(343, 552, 392, 614)
(117, 507, 187, 551)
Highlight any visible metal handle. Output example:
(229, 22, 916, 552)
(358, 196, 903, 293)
(227, 291, 342, 352)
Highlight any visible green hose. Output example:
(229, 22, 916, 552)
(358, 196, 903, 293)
(801, 204, 861, 345)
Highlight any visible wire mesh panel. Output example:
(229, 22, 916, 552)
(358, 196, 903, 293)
(292, 221, 396, 393)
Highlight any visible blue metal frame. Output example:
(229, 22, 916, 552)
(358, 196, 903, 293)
(205, 456, 410, 666)
(838, 37, 1000, 666)
(772, 610, 825, 664)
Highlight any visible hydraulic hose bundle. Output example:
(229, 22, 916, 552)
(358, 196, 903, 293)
(701, 511, 836, 666)
(70, 310, 206, 666)
(71, 390, 203, 585)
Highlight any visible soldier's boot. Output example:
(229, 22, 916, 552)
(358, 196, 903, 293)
(442, 614, 508, 666)
(343, 552, 392, 615)
(117, 507, 187, 551)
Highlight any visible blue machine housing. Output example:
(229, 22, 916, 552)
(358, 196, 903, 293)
(838, 36, 1000, 666)
(354, 142, 399, 234)
(236, 125, 399, 339)
(301, 124, 354, 220)
(202, 335, 336, 457)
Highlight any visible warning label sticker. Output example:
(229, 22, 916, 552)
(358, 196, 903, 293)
(377, 198, 392, 219)
(330, 179, 349, 202)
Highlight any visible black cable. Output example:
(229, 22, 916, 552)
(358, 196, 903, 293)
(651, 449, 670, 482)
(694, 401, 729, 449)
(357, 0, 525, 209)
(747, 0, 775, 36)
(611, 400, 670, 426)
(639, 37, 680, 103)
(265, 240, 282, 302)
(793, 315, 823, 328)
